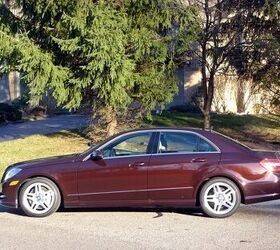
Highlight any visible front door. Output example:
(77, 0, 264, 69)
(78, 132, 154, 206)
(148, 131, 221, 205)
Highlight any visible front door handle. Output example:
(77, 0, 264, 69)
(191, 158, 206, 163)
(129, 162, 145, 167)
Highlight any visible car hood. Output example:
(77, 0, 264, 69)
(6, 154, 80, 171)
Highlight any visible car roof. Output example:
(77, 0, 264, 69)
(121, 127, 206, 133)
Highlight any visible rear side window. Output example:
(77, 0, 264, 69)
(197, 137, 217, 152)
(158, 132, 218, 154)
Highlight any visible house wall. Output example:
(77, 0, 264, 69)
(168, 66, 201, 109)
(0, 72, 21, 103)
(0, 75, 11, 103)
(168, 67, 278, 115)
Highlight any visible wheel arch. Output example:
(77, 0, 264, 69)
(195, 175, 245, 206)
(17, 175, 64, 208)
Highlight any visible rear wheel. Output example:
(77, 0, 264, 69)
(199, 177, 241, 218)
(19, 177, 61, 217)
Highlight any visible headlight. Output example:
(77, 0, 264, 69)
(3, 168, 22, 182)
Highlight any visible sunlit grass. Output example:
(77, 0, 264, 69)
(0, 131, 89, 178)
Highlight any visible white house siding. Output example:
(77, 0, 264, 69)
(168, 67, 278, 115)
(0, 72, 21, 103)
(0, 75, 10, 103)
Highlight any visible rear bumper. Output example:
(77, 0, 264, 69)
(245, 193, 280, 204)
(243, 173, 280, 204)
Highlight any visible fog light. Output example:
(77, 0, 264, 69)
(0, 194, 6, 199)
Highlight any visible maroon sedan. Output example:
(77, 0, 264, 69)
(1, 128, 279, 218)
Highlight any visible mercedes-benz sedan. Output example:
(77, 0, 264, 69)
(1, 128, 279, 218)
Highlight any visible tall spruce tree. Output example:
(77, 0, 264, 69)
(0, 0, 200, 135)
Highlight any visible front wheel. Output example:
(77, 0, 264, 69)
(199, 177, 241, 218)
(19, 177, 61, 217)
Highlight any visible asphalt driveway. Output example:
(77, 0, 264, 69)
(0, 114, 91, 141)
(0, 200, 279, 250)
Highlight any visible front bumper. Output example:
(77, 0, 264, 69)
(0, 182, 7, 204)
(0, 183, 5, 199)
(0, 182, 18, 208)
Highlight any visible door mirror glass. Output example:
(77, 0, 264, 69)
(90, 150, 103, 160)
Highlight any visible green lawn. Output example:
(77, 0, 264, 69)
(0, 112, 279, 178)
(0, 131, 89, 178)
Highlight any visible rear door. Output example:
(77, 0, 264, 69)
(148, 131, 221, 205)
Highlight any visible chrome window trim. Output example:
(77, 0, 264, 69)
(151, 151, 220, 156)
(96, 153, 152, 160)
(82, 128, 221, 161)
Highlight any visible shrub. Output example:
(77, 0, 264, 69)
(0, 103, 22, 122)
(29, 106, 47, 117)
(168, 103, 202, 113)
(11, 94, 29, 110)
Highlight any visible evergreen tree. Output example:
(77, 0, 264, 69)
(0, 0, 200, 135)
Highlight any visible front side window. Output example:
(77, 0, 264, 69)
(158, 132, 217, 154)
(101, 132, 152, 158)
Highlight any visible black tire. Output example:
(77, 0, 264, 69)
(19, 177, 61, 217)
(199, 177, 241, 218)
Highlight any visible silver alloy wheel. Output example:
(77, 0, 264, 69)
(22, 182, 55, 215)
(203, 182, 237, 215)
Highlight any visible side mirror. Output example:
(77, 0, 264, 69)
(90, 150, 103, 161)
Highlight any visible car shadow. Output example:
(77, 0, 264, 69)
(0, 204, 24, 215)
(59, 207, 206, 218)
(237, 202, 280, 217)
(2, 203, 280, 218)
(0, 204, 204, 218)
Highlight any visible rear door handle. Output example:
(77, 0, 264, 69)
(191, 158, 206, 163)
(129, 162, 145, 167)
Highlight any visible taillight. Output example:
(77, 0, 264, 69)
(260, 159, 280, 173)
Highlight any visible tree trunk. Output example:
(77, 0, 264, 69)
(202, 72, 215, 130)
(106, 108, 118, 137)
(201, 43, 208, 109)
(204, 111, 211, 130)
(236, 79, 245, 113)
